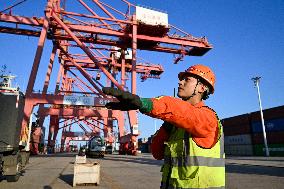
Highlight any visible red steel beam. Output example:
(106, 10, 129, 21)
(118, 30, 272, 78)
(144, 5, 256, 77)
(131, 15, 137, 94)
(68, 70, 99, 94)
(26, 93, 115, 106)
(59, 49, 106, 96)
(78, 122, 88, 133)
(51, 11, 124, 90)
(0, 13, 43, 26)
(59, 119, 79, 130)
(60, 10, 131, 24)
(37, 45, 57, 128)
(60, 67, 68, 93)
(0, 13, 212, 48)
(25, 0, 53, 94)
(99, 1, 127, 18)
(81, 121, 99, 133)
(20, 0, 54, 142)
(58, 23, 211, 48)
(39, 107, 122, 118)
(55, 53, 64, 94)
(77, 0, 112, 30)
(0, 26, 210, 55)
(64, 59, 164, 73)
(92, 0, 124, 29)
(73, 82, 90, 96)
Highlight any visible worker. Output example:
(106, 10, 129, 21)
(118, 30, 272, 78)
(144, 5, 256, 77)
(102, 64, 225, 189)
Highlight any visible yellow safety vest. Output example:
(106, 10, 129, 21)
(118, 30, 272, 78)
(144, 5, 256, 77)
(161, 113, 225, 189)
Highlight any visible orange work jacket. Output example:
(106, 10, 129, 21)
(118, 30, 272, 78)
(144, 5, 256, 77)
(146, 96, 218, 149)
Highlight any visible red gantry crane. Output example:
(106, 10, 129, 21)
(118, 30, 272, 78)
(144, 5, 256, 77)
(0, 0, 212, 155)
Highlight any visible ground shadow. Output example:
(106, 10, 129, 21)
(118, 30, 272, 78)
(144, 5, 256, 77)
(31, 152, 77, 158)
(226, 163, 284, 177)
(59, 174, 73, 186)
(43, 185, 52, 189)
(226, 156, 284, 162)
(103, 155, 164, 166)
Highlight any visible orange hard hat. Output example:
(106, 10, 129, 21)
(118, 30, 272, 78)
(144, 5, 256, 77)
(178, 64, 215, 94)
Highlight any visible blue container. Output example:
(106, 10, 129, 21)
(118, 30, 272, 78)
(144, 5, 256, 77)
(251, 118, 284, 133)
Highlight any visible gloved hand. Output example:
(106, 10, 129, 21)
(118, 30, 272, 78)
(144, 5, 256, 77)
(102, 87, 142, 111)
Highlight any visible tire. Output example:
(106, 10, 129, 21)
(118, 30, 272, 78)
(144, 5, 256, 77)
(6, 155, 22, 182)
(6, 174, 20, 182)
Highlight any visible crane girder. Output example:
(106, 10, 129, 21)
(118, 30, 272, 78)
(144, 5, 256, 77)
(0, 13, 212, 55)
(63, 59, 164, 75)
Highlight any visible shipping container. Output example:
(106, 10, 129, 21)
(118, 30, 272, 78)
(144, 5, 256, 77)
(222, 114, 252, 136)
(252, 131, 284, 144)
(251, 118, 284, 133)
(225, 144, 254, 156)
(224, 134, 252, 145)
(222, 113, 250, 127)
(251, 105, 284, 121)
(223, 124, 251, 136)
(136, 6, 168, 27)
(253, 143, 284, 156)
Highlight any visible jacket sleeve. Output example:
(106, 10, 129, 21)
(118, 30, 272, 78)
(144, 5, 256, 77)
(141, 96, 219, 148)
(150, 126, 170, 160)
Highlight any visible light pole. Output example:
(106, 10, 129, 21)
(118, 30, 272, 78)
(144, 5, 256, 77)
(251, 76, 269, 156)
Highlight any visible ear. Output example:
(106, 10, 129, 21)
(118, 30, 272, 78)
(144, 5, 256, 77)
(197, 83, 208, 93)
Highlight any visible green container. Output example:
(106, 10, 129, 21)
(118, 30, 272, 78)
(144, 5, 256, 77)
(253, 143, 284, 156)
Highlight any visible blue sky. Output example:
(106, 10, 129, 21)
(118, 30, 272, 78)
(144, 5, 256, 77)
(0, 0, 283, 140)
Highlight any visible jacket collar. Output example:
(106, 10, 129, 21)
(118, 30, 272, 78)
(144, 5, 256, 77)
(193, 101, 205, 108)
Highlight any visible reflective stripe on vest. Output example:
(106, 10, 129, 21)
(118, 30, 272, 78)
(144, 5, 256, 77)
(164, 155, 225, 167)
(161, 182, 226, 189)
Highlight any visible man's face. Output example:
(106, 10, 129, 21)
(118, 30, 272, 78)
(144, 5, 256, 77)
(177, 73, 199, 100)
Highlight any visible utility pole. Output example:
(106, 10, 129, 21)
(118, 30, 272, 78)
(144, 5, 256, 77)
(154, 119, 157, 133)
(251, 76, 269, 156)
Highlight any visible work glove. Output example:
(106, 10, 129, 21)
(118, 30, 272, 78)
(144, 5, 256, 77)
(102, 87, 142, 111)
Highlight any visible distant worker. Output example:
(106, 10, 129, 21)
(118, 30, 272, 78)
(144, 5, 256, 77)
(103, 64, 225, 189)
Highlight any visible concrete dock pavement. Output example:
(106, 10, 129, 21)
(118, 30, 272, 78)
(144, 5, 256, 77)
(225, 156, 284, 189)
(0, 153, 283, 189)
(226, 156, 284, 167)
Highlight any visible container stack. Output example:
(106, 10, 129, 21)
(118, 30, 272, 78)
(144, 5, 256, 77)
(250, 106, 284, 156)
(222, 105, 284, 156)
(223, 114, 253, 156)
